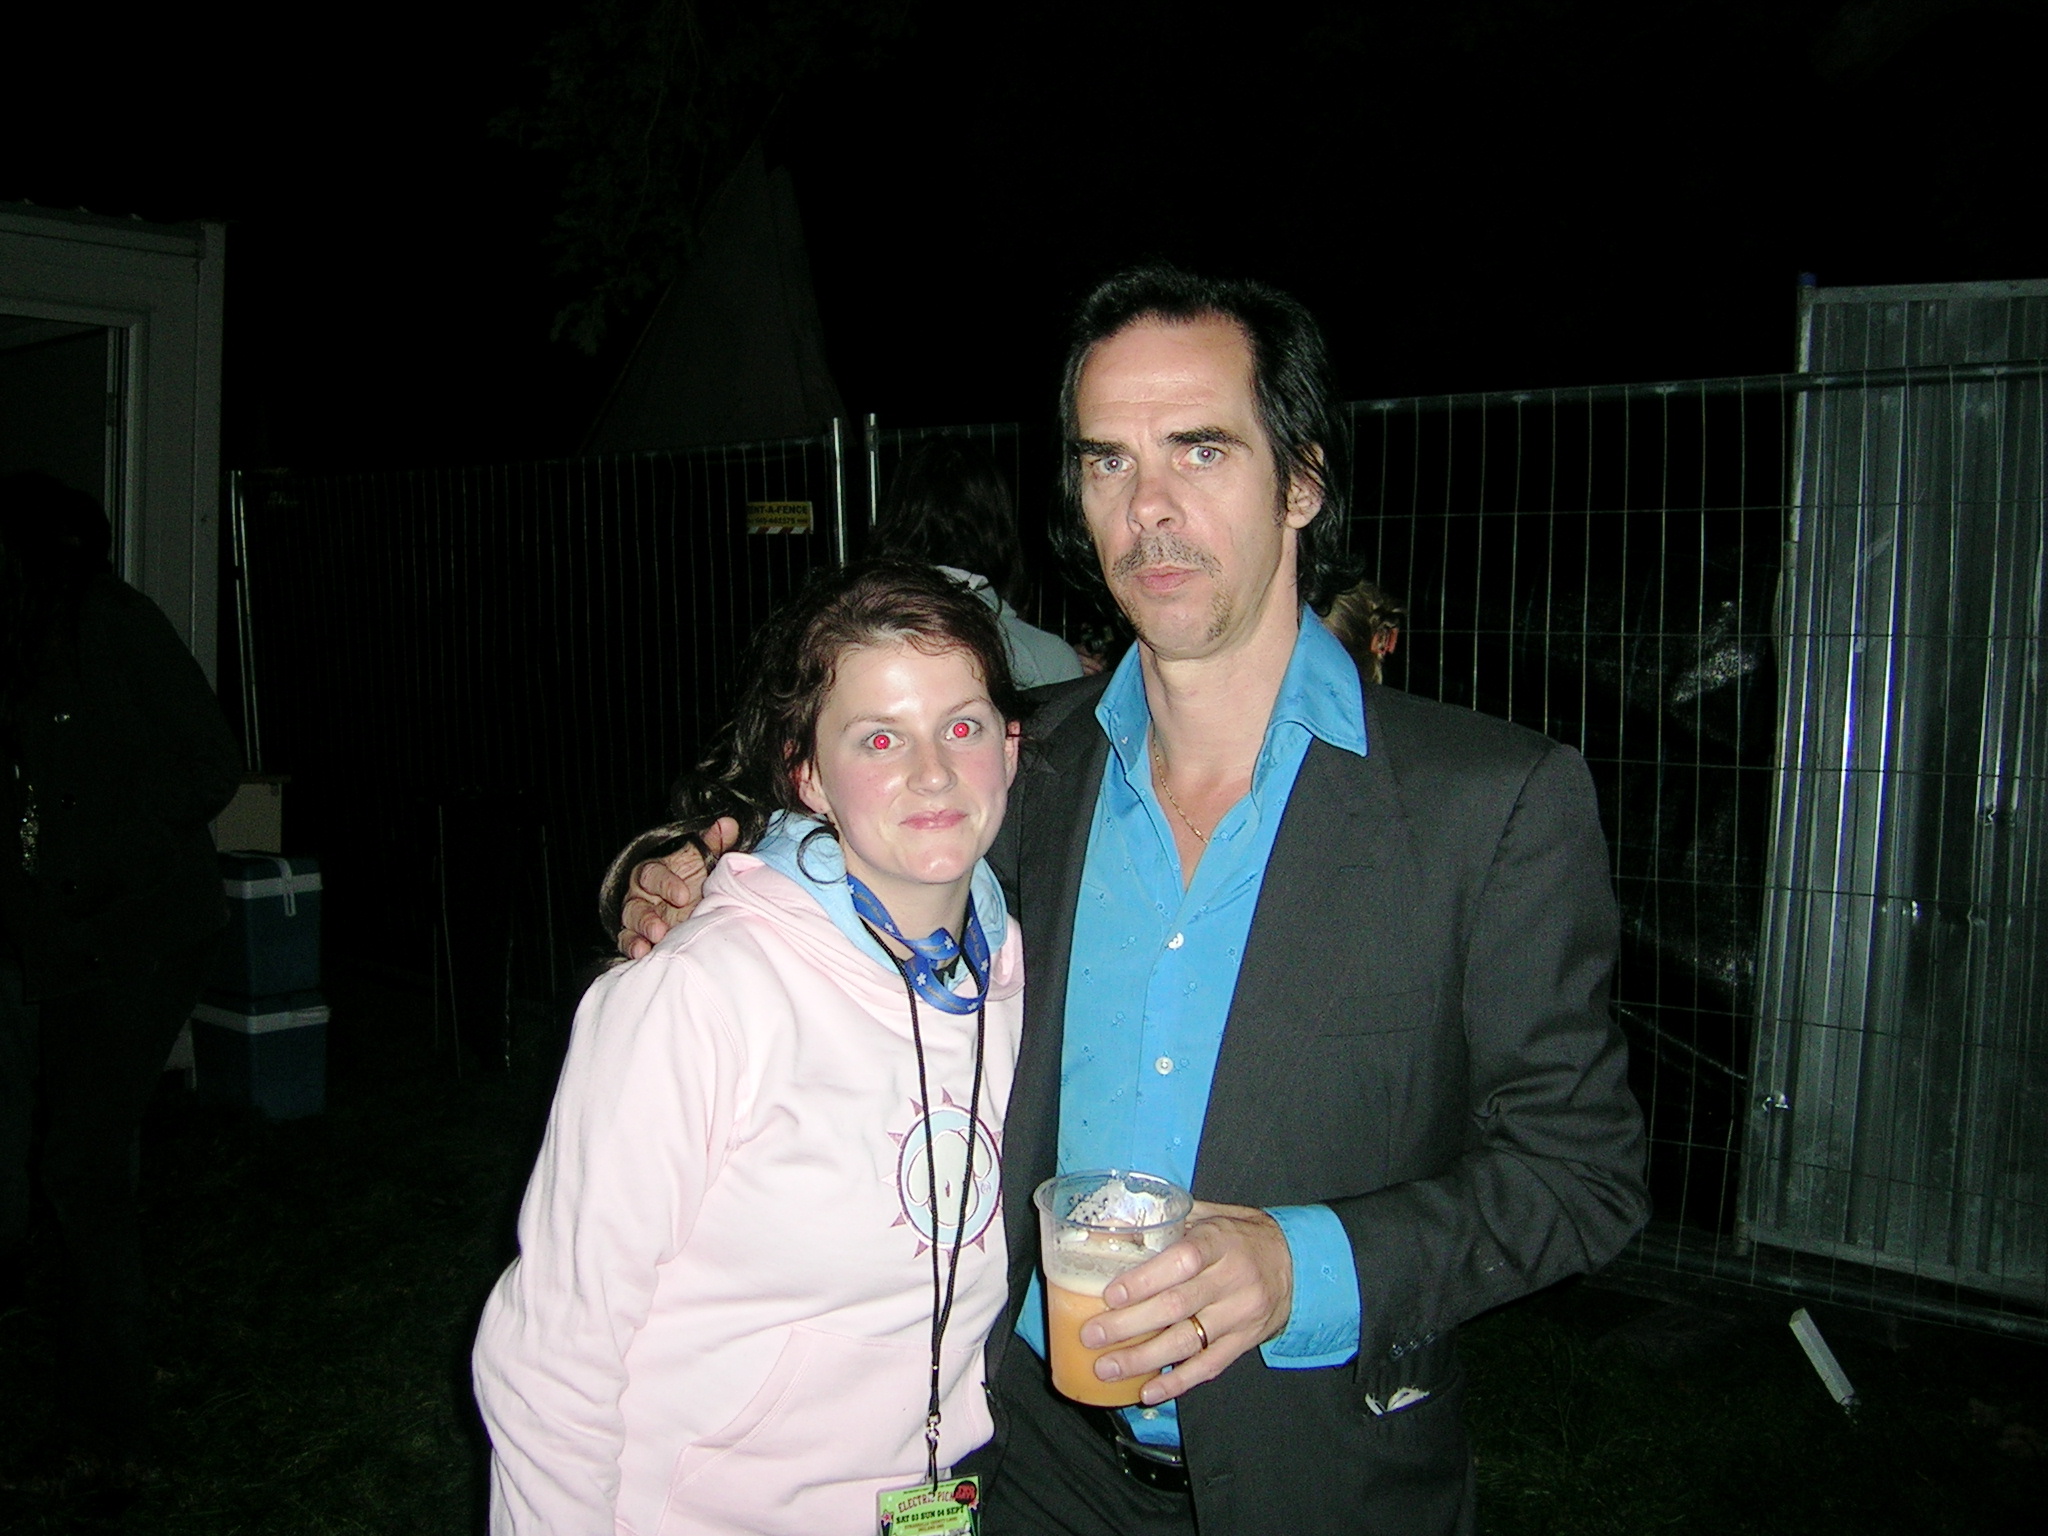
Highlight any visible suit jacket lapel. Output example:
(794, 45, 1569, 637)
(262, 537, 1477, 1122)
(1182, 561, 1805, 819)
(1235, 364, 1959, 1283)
(1193, 720, 1421, 1205)
(1001, 693, 1110, 1298)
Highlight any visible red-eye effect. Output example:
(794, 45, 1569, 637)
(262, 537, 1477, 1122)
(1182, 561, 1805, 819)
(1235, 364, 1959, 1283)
(948, 720, 973, 740)
(867, 732, 893, 751)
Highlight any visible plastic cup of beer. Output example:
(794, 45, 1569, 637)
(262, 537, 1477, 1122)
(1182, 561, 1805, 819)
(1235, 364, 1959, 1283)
(1034, 1170, 1194, 1407)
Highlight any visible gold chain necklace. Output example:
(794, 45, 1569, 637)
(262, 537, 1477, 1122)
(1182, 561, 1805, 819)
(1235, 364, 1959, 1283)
(1150, 736, 1210, 844)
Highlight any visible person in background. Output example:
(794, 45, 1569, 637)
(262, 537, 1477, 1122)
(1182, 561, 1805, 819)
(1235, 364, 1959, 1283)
(475, 560, 1028, 1535)
(0, 472, 240, 1479)
(872, 436, 1089, 686)
(1322, 576, 1405, 683)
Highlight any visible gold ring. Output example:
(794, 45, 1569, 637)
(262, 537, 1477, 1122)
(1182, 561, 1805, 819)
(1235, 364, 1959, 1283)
(1189, 1314, 1210, 1353)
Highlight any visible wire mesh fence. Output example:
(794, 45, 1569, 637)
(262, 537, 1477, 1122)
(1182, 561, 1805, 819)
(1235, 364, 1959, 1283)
(1344, 364, 2047, 1336)
(1345, 377, 1789, 1283)
(231, 440, 843, 1052)
(228, 360, 2045, 1332)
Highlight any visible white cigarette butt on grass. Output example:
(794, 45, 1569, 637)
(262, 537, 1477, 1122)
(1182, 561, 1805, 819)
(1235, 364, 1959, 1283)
(1789, 1308, 1858, 1412)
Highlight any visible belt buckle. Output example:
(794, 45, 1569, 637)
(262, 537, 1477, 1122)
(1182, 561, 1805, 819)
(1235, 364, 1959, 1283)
(1110, 1430, 1189, 1495)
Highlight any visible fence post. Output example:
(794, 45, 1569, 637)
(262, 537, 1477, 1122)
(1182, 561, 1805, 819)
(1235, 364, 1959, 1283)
(865, 411, 881, 527)
(829, 417, 849, 566)
(227, 468, 262, 773)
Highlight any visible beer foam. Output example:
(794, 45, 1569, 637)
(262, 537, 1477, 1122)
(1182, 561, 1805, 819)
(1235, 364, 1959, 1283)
(1043, 1228, 1154, 1293)
(1041, 1174, 1184, 1292)
(1066, 1175, 1177, 1229)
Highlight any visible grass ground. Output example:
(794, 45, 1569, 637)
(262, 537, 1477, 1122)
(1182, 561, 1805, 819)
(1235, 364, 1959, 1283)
(1, 966, 2041, 1533)
(1464, 1282, 2045, 1535)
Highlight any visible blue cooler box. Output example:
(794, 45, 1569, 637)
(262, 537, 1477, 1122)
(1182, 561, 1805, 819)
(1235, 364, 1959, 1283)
(192, 992, 329, 1120)
(213, 853, 322, 999)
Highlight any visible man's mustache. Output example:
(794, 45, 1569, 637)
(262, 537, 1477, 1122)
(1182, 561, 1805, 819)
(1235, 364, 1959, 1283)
(1109, 533, 1220, 582)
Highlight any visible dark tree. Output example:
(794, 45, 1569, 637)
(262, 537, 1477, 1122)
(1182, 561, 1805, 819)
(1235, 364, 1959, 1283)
(503, 0, 919, 353)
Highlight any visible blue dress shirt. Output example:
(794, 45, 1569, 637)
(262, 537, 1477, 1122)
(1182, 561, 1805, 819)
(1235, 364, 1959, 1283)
(1016, 610, 1367, 1446)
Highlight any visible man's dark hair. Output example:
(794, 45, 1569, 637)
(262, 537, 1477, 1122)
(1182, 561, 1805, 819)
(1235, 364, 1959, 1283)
(1051, 264, 1359, 611)
(597, 558, 1027, 939)
(871, 436, 1026, 607)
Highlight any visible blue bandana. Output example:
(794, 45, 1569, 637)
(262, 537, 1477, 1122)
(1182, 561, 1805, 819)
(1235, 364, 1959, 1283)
(846, 874, 990, 1016)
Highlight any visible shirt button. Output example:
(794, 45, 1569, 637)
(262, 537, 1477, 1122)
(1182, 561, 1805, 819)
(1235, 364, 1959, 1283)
(1166, 932, 1184, 950)
(1154, 1056, 1174, 1075)
(1141, 1408, 1159, 1420)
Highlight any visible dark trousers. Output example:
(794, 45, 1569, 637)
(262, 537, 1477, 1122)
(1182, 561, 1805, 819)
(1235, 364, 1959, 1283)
(0, 934, 219, 1455)
(974, 1328, 1478, 1536)
(973, 1339, 1198, 1536)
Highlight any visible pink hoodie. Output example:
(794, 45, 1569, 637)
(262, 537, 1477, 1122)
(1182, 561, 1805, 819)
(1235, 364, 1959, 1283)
(473, 851, 1023, 1535)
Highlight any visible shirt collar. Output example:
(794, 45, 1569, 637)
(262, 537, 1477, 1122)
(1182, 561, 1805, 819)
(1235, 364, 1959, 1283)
(934, 564, 989, 593)
(1094, 605, 1368, 779)
(1273, 604, 1369, 757)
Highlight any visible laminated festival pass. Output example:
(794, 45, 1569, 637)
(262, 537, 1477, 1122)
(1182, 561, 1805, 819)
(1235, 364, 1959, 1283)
(877, 1475, 979, 1534)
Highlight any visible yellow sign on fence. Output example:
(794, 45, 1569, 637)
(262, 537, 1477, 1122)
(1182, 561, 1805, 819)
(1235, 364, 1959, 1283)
(745, 500, 814, 534)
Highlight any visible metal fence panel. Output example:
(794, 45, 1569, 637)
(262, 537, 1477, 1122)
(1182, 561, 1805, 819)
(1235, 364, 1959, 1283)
(1350, 362, 2048, 1336)
(1742, 289, 2048, 1311)
(1797, 280, 2048, 372)
(236, 439, 841, 1000)
(1346, 381, 1787, 1248)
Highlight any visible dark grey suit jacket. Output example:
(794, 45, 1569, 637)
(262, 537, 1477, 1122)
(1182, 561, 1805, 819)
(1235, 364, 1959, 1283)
(984, 666, 1649, 1534)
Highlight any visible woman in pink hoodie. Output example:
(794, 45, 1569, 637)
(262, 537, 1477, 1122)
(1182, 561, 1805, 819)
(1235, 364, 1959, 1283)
(474, 561, 1029, 1535)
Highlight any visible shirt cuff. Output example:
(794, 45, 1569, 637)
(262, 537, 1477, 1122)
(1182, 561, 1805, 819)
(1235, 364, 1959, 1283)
(1258, 1203, 1360, 1369)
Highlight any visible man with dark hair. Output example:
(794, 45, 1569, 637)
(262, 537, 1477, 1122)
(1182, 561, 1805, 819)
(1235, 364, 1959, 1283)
(622, 264, 1647, 1535)
(1049, 264, 1361, 613)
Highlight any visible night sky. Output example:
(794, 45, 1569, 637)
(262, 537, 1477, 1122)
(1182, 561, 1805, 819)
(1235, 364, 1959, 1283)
(7, 0, 2044, 470)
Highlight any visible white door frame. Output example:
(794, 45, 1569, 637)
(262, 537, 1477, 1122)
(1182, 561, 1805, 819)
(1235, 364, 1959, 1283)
(0, 204, 226, 682)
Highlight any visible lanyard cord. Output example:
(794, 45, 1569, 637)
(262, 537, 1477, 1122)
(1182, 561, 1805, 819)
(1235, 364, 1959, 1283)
(861, 909, 988, 1490)
(849, 873, 991, 1015)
